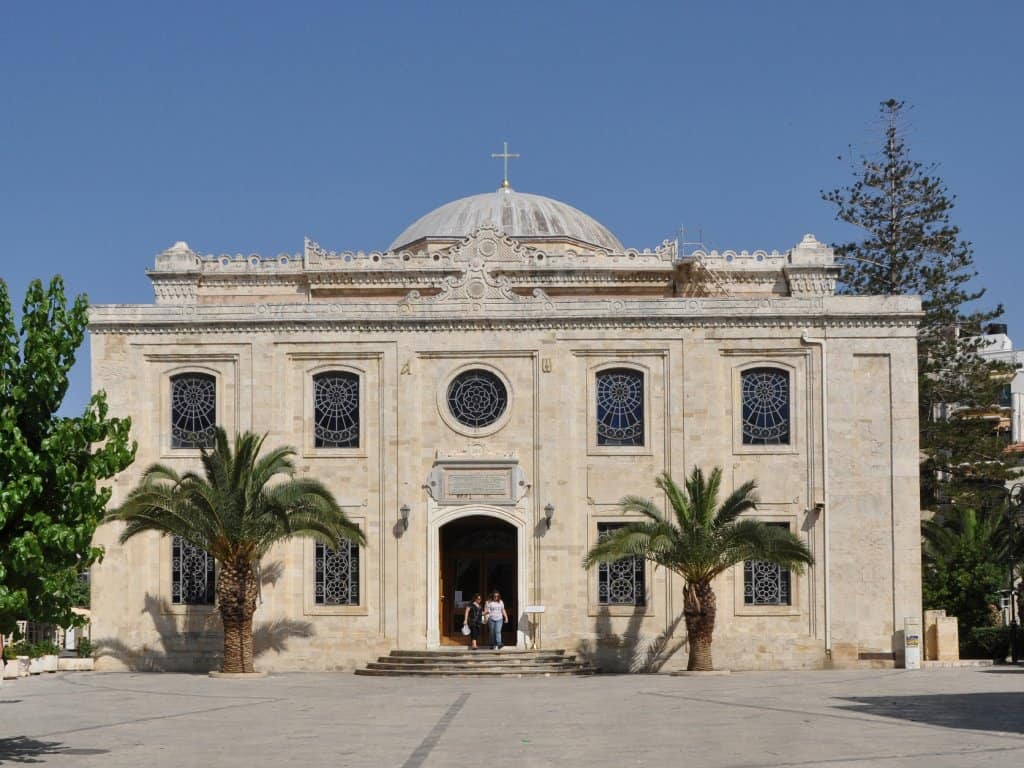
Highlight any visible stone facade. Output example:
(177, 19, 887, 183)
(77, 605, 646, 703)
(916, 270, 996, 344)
(88, 190, 923, 672)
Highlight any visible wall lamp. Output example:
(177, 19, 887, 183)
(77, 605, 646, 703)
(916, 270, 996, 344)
(543, 503, 555, 529)
(400, 504, 410, 531)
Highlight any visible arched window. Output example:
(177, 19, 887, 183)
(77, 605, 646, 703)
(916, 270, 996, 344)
(447, 369, 508, 429)
(313, 372, 360, 448)
(596, 368, 644, 447)
(741, 367, 790, 445)
(170, 373, 216, 449)
(315, 540, 360, 605)
(171, 535, 215, 605)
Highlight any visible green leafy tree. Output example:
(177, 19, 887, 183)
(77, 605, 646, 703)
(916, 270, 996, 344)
(107, 428, 365, 674)
(823, 99, 1013, 511)
(583, 467, 813, 671)
(922, 507, 1007, 635)
(0, 277, 135, 639)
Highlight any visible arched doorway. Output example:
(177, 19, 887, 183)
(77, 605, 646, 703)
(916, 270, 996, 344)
(438, 515, 518, 646)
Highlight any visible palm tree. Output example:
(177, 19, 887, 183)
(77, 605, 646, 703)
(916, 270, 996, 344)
(922, 506, 1008, 634)
(583, 467, 813, 671)
(106, 428, 364, 674)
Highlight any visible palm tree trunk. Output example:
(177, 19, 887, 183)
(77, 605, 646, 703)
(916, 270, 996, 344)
(216, 562, 258, 673)
(683, 581, 717, 671)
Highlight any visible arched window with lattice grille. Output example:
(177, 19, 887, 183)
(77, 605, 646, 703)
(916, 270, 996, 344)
(596, 368, 645, 447)
(740, 367, 790, 445)
(313, 371, 361, 448)
(170, 373, 216, 449)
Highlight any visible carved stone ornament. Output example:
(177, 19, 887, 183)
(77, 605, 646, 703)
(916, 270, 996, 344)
(399, 228, 555, 313)
(424, 448, 530, 506)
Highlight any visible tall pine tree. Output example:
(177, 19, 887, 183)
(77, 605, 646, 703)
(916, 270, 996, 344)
(823, 99, 1015, 511)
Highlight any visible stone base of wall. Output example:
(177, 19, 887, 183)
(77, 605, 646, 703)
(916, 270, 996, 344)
(573, 633, 827, 672)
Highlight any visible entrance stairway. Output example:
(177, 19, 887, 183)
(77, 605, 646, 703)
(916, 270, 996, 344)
(354, 649, 594, 677)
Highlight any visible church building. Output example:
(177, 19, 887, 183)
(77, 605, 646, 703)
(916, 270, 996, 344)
(88, 168, 923, 672)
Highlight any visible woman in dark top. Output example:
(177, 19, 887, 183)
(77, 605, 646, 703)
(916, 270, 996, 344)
(463, 593, 483, 650)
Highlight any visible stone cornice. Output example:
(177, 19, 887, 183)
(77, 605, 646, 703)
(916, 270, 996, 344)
(88, 294, 922, 335)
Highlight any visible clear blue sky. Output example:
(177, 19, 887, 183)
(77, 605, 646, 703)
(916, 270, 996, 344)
(3, 1, 1021, 416)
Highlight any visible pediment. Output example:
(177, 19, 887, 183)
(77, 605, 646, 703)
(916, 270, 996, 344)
(399, 228, 554, 312)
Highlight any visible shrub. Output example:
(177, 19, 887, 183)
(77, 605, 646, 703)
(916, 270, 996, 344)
(35, 640, 61, 656)
(961, 626, 1011, 662)
(75, 637, 94, 659)
(8, 641, 39, 658)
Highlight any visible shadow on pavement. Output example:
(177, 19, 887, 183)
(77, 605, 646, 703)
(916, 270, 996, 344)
(97, 583, 313, 672)
(0, 736, 108, 763)
(837, 693, 1024, 734)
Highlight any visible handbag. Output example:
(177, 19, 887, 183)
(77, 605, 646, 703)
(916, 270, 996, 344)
(461, 623, 471, 636)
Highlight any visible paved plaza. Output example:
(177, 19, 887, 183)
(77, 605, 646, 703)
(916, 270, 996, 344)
(2, 667, 1024, 767)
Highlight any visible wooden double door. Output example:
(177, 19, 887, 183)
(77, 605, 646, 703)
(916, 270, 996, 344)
(439, 516, 517, 645)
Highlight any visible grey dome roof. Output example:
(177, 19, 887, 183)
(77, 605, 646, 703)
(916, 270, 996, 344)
(389, 188, 623, 252)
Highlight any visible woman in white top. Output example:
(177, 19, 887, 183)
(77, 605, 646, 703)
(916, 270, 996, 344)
(484, 590, 509, 650)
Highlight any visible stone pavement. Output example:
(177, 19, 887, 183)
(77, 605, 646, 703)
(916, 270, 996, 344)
(2, 668, 1024, 767)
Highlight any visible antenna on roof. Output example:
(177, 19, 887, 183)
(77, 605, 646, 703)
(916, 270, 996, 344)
(678, 225, 706, 257)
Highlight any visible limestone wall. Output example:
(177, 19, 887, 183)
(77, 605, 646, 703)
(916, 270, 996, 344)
(89, 281, 921, 672)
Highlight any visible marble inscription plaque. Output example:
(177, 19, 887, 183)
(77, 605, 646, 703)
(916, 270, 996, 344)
(448, 473, 507, 497)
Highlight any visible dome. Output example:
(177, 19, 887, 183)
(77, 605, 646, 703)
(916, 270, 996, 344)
(389, 188, 623, 252)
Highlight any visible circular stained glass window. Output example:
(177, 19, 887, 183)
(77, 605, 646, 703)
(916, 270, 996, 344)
(447, 369, 508, 429)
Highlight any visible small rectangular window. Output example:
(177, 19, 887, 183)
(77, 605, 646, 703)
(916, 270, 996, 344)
(597, 523, 646, 606)
(743, 523, 792, 606)
(171, 535, 215, 605)
(315, 540, 360, 605)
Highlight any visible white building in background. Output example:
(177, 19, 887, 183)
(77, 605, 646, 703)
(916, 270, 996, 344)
(978, 323, 1024, 450)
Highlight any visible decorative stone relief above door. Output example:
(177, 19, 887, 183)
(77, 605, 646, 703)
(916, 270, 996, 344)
(425, 449, 530, 506)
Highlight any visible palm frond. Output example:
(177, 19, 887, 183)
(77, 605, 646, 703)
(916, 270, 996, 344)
(713, 480, 759, 527)
(619, 494, 666, 524)
(582, 522, 669, 568)
(110, 426, 362, 570)
(583, 466, 814, 587)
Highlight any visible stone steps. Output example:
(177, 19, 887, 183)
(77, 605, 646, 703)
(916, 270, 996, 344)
(354, 649, 594, 677)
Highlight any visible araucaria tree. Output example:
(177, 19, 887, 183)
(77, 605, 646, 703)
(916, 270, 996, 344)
(823, 99, 1013, 510)
(0, 277, 135, 638)
(107, 428, 364, 674)
(583, 468, 813, 671)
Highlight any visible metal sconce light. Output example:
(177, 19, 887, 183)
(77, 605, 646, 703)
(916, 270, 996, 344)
(544, 503, 555, 529)
(400, 504, 410, 531)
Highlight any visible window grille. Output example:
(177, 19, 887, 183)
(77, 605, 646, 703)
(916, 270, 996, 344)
(315, 540, 360, 605)
(597, 523, 646, 606)
(171, 535, 215, 605)
(596, 368, 644, 446)
(741, 367, 790, 445)
(743, 523, 792, 605)
(447, 369, 508, 429)
(170, 373, 216, 448)
(313, 372, 360, 448)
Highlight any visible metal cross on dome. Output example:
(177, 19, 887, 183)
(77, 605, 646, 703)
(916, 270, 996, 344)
(491, 141, 520, 189)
